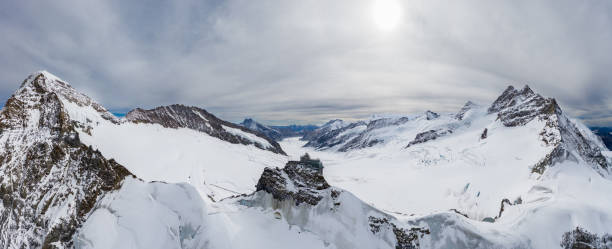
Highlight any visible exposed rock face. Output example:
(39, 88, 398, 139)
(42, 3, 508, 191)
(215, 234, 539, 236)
(455, 101, 477, 120)
(487, 85, 609, 173)
(560, 227, 612, 249)
(489, 85, 559, 127)
(302, 110, 452, 152)
(126, 105, 286, 155)
(480, 128, 488, 140)
(338, 117, 411, 152)
(0, 72, 132, 249)
(405, 129, 452, 148)
(494, 197, 522, 220)
(425, 111, 439, 120)
(303, 121, 367, 150)
(488, 85, 537, 114)
(255, 154, 329, 205)
(368, 217, 430, 249)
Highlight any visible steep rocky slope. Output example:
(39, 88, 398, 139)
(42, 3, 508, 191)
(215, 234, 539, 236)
(0, 72, 132, 249)
(487, 85, 608, 173)
(126, 105, 285, 155)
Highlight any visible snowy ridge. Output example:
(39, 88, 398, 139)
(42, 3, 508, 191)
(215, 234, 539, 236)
(21, 71, 118, 124)
(126, 105, 285, 154)
(302, 110, 458, 152)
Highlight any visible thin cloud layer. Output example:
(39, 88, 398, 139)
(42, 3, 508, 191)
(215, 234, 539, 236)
(0, 0, 611, 125)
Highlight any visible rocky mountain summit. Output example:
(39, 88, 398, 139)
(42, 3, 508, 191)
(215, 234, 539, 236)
(126, 105, 286, 155)
(487, 85, 608, 173)
(0, 71, 133, 248)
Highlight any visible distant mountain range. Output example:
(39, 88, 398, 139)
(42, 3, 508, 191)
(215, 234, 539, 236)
(240, 118, 318, 141)
(591, 127, 612, 150)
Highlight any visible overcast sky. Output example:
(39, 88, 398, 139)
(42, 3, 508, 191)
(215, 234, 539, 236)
(1, 0, 611, 125)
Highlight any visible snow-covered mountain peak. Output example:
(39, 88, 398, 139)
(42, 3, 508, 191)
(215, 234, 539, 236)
(0, 71, 134, 248)
(455, 100, 480, 120)
(322, 119, 346, 130)
(487, 84, 538, 114)
(483, 84, 566, 129)
(15, 71, 119, 125)
(425, 110, 440, 120)
(18, 70, 60, 89)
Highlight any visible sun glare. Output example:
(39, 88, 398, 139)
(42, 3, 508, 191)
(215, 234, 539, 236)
(371, 0, 402, 31)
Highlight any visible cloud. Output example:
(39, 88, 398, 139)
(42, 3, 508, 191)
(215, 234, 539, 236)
(0, 0, 611, 125)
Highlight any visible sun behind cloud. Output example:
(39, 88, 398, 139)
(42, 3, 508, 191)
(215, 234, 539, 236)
(371, 0, 402, 31)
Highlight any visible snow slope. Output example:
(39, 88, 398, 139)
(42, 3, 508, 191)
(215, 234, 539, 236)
(2, 71, 611, 249)
(280, 86, 612, 248)
(79, 120, 287, 201)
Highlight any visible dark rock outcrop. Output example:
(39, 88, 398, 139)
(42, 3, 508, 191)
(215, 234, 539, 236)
(480, 128, 488, 139)
(560, 227, 612, 249)
(126, 105, 285, 155)
(255, 153, 329, 205)
(369, 216, 430, 249)
(425, 111, 439, 120)
(405, 129, 452, 148)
